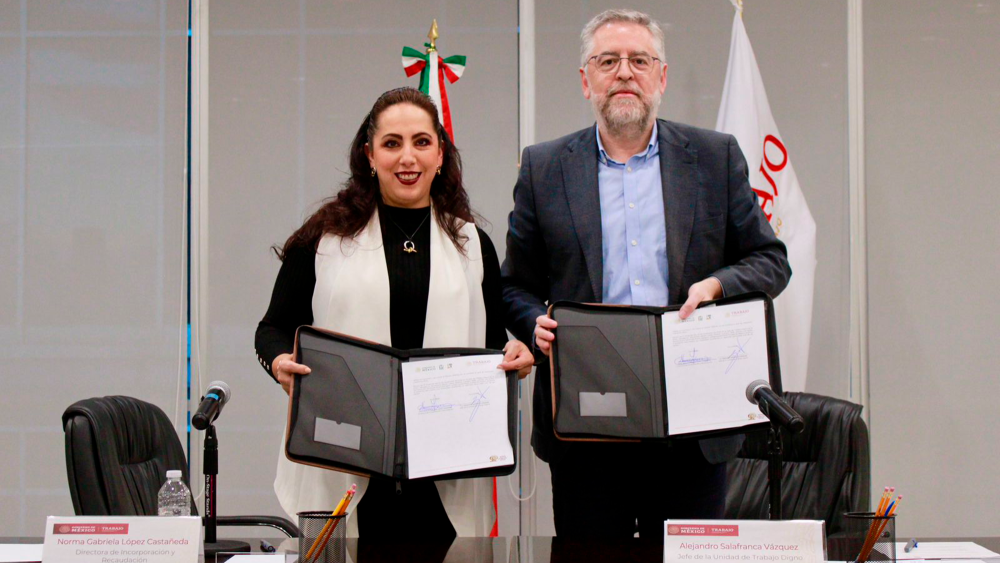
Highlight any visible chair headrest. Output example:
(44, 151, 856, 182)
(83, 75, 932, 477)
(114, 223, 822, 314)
(741, 392, 865, 462)
(64, 396, 175, 466)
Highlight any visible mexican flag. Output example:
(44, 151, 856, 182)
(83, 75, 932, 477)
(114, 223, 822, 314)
(401, 45, 466, 141)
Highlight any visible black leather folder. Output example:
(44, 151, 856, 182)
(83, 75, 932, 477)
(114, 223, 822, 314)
(284, 326, 517, 480)
(548, 291, 781, 442)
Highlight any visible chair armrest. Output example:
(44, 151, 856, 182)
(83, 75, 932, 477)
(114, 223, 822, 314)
(215, 516, 300, 538)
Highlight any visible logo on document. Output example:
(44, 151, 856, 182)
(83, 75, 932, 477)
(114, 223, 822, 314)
(54, 523, 130, 534)
(667, 524, 739, 536)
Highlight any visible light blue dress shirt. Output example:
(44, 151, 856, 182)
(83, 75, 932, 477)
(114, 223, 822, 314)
(596, 123, 669, 306)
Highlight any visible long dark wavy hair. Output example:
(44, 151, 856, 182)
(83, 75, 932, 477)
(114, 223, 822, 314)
(274, 87, 474, 260)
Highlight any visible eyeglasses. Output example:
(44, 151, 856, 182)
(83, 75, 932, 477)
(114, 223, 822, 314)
(587, 54, 661, 75)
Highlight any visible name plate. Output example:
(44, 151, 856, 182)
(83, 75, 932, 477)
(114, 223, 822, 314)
(664, 520, 825, 562)
(44, 516, 201, 563)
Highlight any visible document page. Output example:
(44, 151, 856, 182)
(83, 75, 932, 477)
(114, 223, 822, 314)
(402, 354, 513, 479)
(894, 541, 1000, 560)
(662, 300, 771, 435)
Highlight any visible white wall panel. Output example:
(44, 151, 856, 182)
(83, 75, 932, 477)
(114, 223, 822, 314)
(0, 0, 188, 537)
(866, 0, 1000, 537)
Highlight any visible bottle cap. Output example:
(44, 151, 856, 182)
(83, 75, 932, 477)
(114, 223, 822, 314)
(166, 470, 182, 479)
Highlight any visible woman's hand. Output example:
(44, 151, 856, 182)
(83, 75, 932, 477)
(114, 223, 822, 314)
(498, 339, 534, 379)
(272, 353, 312, 395)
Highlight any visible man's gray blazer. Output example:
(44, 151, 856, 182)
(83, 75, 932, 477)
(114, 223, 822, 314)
(500, 119, 792, 465)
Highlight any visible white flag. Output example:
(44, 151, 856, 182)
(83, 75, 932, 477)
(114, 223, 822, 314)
(715, 8, 817, 392)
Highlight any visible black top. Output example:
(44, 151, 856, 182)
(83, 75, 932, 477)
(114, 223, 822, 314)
(255, 205, 508, 381)
(379, 203, 432, 350)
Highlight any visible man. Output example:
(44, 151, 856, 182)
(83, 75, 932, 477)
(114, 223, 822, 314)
(501, 9, 791, 539)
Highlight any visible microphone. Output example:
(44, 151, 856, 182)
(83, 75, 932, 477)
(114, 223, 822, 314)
(745, 380, 804, 434)
(192, 381, 231, 430)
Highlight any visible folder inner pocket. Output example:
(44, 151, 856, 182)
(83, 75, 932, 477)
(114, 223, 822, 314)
(579, 392, 627, 417)
(314, 417, 362, 451)
(554, 323, 655, 438)
(290, 341, 388, 476)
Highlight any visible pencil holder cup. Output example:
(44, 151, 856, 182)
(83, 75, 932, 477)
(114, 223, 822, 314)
(298, 511, 347, 563)
(842, 512, 896, 562)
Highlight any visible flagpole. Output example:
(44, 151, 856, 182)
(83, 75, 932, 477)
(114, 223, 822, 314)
(425, 21, 443, 125)
(518, 0, 536, 153)
(847, 0, 870, 425)
(516, 0, 537, 542)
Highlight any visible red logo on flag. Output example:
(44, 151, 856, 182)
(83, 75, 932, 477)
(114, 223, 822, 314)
(53, 523, 129, 534)
(753, 134, 788, 223)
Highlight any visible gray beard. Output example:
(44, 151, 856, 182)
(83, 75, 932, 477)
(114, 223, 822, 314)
(596, 93, 660, 138)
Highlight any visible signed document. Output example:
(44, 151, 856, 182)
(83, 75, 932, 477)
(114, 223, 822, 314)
(401, 354, 513, 479)
(662, 300, 771, 435)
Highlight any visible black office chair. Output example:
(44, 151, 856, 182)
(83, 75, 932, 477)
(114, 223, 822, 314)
(63, 395, 299, 538)
(724, 392, 870, 537)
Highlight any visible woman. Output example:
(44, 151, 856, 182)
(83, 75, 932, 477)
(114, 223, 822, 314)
(254, 87, 533, 539)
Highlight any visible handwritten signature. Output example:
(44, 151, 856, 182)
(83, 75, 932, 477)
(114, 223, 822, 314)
(674, 347, 712, 366)
(467, 387, 489, 422)
(725, 337, 751, 374)
(419, 395, 453, 413)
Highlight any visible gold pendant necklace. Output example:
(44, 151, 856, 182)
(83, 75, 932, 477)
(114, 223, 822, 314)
(386, 211, 430, 254)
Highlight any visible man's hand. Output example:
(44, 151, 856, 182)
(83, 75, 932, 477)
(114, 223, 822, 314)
(498, 339, 534, 379)
(678, 277, 723, 320)
(272, 353, 311, 396)
(534, 315, 558, 357)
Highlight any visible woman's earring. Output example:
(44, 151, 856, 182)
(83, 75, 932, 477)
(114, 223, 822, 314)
(371, 168, 377, 177)
(436, 167, 442, 176)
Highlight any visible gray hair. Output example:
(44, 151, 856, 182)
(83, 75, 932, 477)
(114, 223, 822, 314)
(580, 9, 666, 67)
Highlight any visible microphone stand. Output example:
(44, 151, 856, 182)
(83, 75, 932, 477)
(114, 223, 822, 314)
(747, 382, 801, 521)
(765, 416, 783, 521)
(755, 398, 787, 521)
(202, 423, 251, 556)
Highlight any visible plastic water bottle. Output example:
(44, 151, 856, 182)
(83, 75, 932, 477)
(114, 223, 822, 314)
(157, 470, 192, 516)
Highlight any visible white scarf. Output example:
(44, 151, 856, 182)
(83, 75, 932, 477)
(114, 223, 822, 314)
(274, 209, 493, 537)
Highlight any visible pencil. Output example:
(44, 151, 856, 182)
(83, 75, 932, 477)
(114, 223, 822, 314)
(875, 487, 892, 516)
(305, 484, 356, 562)
(308, 485, 357, 563)
(887, 495, 902, 517)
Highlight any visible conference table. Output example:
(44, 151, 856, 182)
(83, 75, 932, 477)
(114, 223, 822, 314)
(4, 535, 999, 562)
